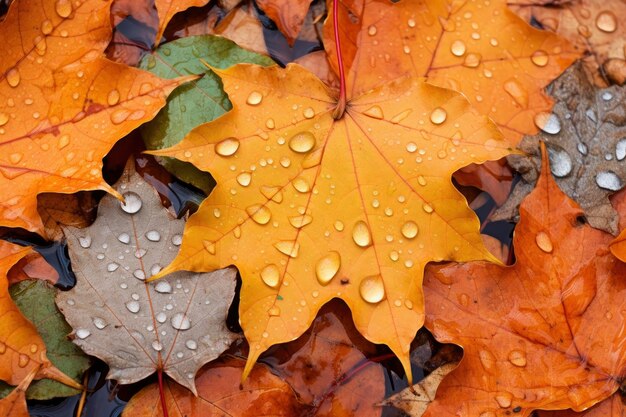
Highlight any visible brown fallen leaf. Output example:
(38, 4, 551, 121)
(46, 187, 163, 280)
(154, 0, 210, 44)
(256, 0, 313, 45)
(494, 63, 626, 234)
(213, 1, 269, 56)
(0, 367, 37, 417)
(510, 0, 626, 87)
(0, 241, 80, 389)
(122, 357, 304, 417)
(422, 144, 626, 416)
(56, 162, 237, 394)
(454, 159, 515, 206)
(37, 192, 98, 241)
(380, 363, 458, 417)
(0, 0, 189, 234)
(7, 250, 58, 286)
(537, 393, 626, 417)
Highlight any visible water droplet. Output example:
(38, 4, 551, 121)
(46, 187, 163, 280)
(363, 105, 384, 119)
(6, 68, 20, 88)
(171, 234, 182, 246)
(268, 305, 281, 316)
(359, 275, 385, 304)
(547, 147, 572, 177)
(261, 264, 280, 288)
(292, 177, 310, 193)
(152, 340, 163, 351)
(596, 11, 617, 33)
(107, 89, 120, 106)
(246, 204, 271, 225)
(41, 19, 53, 34)
(93, 317, 107, 329)
(495, 392, 513, 408)
(535, 231, 553, 253)
(602, 91, 614, 101)
(246, 91, 263, 105)
(0, 113, 8, 127)
(530, 50, 549, 67)
(156, 312, 167, 323)
(274, 241, 300, 258)
(288, 131, 315, 153)
(586, 109, 597, 123)
(430, 107, 447, 125)
(78, 236, 92, 248)
(107, 262, 119, 272)
(154, 281, 172, 293)
(401, 221, 419, 239)
(463, 53, 481, 67)
(171, 313, 191, 330)
(0, 341, 6, 354)
(508, 350, 527, 367)
(126, 301, 140, 313)
(215, 138, 240, 156)
(596, 171, 622, 191)
(237, 172, 252, 187)
(504, 79, 528, 108)
(577, 142, 588, 155)
(534, 112, 561, 134)
(289, 215, 312, 228)
(450, 40, 466, 56)
(185, 340, 197, 350)
(135, 248, 147, 258)
(76, 329, 91, 339)
(29, 344, 37, 354)
(117, 233, 130, 244)
(9, 153, 22, 164)
(55, 0, 72, 17)
(18, 354, 29, 368)
(368, 25, 377, 36)
(145, 230, 161, 242)
(615, 139, 626, 161)
(478, 349, 496, 371)
(120, 192, 142, 214)
(423, 203, 434, 213)
(202, 240, 216, 255)
(352, 221, 372, 247)
(316, 251, 341, 285)
(303, 107, 315, 119)
(133, 269, 146, 280)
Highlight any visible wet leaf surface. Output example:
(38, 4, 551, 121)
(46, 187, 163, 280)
(0, 368, 36, 417)
(494, 63, 626, 234)
(423, 146, 626, 416)
(56, 163, 238, 393)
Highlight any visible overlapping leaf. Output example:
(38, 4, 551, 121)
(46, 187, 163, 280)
(0, 368, 36, 417)
(256, 0, 313, 44)
(57, 164, 238, 393)
(422, 146, 626, 416)
(0, 0, 188, 234)
(324, 0, 580, 142)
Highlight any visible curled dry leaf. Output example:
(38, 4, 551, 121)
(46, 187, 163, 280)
(149, 60, 511, 383)
(37, 192, 98, 242)
(380, 362, 458, 417)
(0, 241, 80, 389)
(324, 0, 580, 143)
(256, 0, 313, 45)
(0, 0, 190, 234)
(122, 357, 303, 417)
(0, 367, 36, 417)
(494, 63, 626, 234)
(56, 163, 238, 394)
(510, 0, 626, 86)
(422, 145, 626, 416)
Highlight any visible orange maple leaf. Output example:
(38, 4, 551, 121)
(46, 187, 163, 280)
(0, 241, 81, 389)
(0, 0, 189, 234)
(256, 0, 314, 45)
(537, 394, 626, 417)
(0, 367, 37, 417)
(422, 145, 626, 416)
(324, 0, 580, 143)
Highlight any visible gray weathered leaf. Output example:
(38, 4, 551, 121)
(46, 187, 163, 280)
(56, 163, 238, 394)
(494, 63, 626, 234)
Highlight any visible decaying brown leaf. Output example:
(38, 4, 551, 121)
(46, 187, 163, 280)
(494, 63, 626, 234)
(56, 163, 237, 394)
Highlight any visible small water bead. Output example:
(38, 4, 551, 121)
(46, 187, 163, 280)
(363, 105, 384, 119)
(289, 215, 312, 229)
(156, 312, 167, 323)
(508, 350, 527, 367)
(288, 131, 315, 153)
(316, 251, 341, 285)
(9, 153, 22, 164)
(274, 241, 299, 258)
(535, 231, 553, 253)
(0, 113, 8, 127)
(292, 177, 310, 193)
(303, 107, 315, 119)
(202, 240, 216, 255)
(503, 79, 528, 107)
(368, 25, 377, 36)
(186, 340, 198, 350)
(152, 341, 163, 352)
(171, 313, 191, 330)
(145, 230, 161, 242)
(155, 281, 172, 293)
(120, 192, 142, 214)
(131, 293, 140, 301)
(616, 139, 626, 160)
(401, 221, 419, 239)
(602, 91, 614, 101)
(93, 317, 107, 330)
(246, 204, 271, 225)
(246, 91, 263, 106)
(237, 172, 252, 187)
(78, 236, 92, 248)
(118, 233, 130, 244)
(135, 248, 147, 258)
(107, 262, 119, 272)
(530, 50, 549, 67)
(359, 275, 385, 304)
(268, 305, 281, 316)
(41, 19, 53, 35)
(450, 40, 466, 56)
(595, 11, 617, 33)
(215, 138, 240, 156)
(0, 342, 6, 354)
(171, 234, 182, 246)
(126, 301, 140, 313)
(495, 393, 513, 408)
(6, 68, 20, 88)
(55, 0, 72, 17)
(422, 203, 434, 213)
(430, 107, 447, 125)
(406, 142, 417, 153)
(133, 270, 146, 280)
(586, 109, 597, 123)
(352, 221, 372, 248)
(261, 264, 280, 288)
(547, 147, 572, 177)
(18, 354, 29, 368)
(534, 112, 561, 135)
(463, 53, 481, 67)
(596, 171, 622, 191)
(76, 329, 91, 339)
(577, 143, 588, 155)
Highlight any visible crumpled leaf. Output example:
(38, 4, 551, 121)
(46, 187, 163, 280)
(37, 192, 98, 242)
(510, 0, 626, 86)
(493, 63, 626, 234)
(256, 0, 313, 45)
(149, 59, 511, 383)
(0, 367, 36, 417)
(140, 35, 274, 194)
(0, 241, 81, 389)
(324, 0, 580, 143)
(422, 145, 626, 416)
(0, 0, 189, 234)
(380, 363, 457, 416)
(56, 163, 238, 394)
(154, 0, 210, 44)
(122, 357, 303, 417)
(537, 394, 626, 417)
(0, 279, 90, 400)
(213, 1, 269, 56)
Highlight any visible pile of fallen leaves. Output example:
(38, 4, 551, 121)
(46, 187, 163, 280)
(1, 0, 625, 416)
